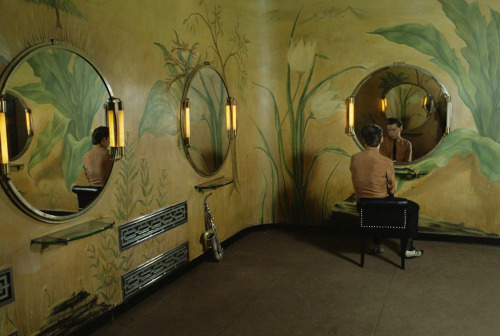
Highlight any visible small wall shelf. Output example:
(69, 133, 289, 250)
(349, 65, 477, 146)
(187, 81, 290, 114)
(31, 218, 114, 246)
(195, 177, 234, 191)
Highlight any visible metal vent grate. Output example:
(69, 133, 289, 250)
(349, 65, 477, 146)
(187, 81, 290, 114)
(0, 268, 14, 308)
(119, 201, 187, 250)
(121, 242, 189, 300)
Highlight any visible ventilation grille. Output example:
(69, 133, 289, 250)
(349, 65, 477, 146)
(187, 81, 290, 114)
(121, 242, 189, 300)
(119, 201, 188, 250)
(0, 268, 14, 308)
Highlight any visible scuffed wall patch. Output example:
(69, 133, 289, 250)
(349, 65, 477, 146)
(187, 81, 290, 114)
(33, 291, 111, 336)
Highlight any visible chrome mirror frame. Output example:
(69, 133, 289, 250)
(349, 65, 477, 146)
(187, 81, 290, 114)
(0, 40, 116, 223)
(348, 63, 451, 164)
(180, 62, 234, 177)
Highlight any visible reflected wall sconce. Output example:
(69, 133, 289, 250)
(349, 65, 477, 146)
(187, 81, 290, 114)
(106, 97, 125, 160)
(183, 98, 191, 147)
(0, 98, 9, 175)
(225, 97, 237, 137)
(381, 97, 387, 113)
(445, 94, 451, 134)
(25, 108, 33, 136)
(347, 96, 355, 135)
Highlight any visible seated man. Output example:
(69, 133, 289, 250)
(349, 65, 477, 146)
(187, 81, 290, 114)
(380, 117, 412, 163)
(82, 126, 112, 187)
(350, 123, 423, 258)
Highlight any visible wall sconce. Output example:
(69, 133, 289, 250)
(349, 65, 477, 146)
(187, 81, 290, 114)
(347, 96, 355, 135)
(445, 94, 452, 134)
(25, 108, 33, 136)
(225, 97, 237, 137)
(183, 98, 191, 147)
(230, 97, 237, 136)
(105, 97, 125, 160)
(0, 98, 9, 175)
(381, 97, 387, 113)
(225, 97, 231, 137)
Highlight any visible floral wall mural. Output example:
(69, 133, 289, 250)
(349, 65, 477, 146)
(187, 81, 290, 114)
(0, 0, 499, 334)
(251, 10, 359, 224)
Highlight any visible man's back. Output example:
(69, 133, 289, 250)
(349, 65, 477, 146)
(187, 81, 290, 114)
(350, 148, 395, 201)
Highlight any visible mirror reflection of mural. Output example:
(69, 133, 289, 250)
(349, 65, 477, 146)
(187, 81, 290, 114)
(353, 64, 448, 162)
(185, 66, 230, 176)
(383, 84, 433, 130)
(4, 91, 32, 161)
(6, 47, 108, 215)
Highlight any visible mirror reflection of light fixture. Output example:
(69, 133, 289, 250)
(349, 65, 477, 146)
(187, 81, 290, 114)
(183, 98, 191, 147)
(347, 96, 355, 135)
(381, 97, 387, 112)
(445, 94, 451, 134)
(106, 97, 125, 160)
(25, 108, 33, 136)
(0, 98, 9, 175)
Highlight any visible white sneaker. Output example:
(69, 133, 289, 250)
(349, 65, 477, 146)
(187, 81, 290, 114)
(405, 249, 423, 258)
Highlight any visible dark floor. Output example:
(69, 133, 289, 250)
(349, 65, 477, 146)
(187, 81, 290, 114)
(82, 229, 500, 336)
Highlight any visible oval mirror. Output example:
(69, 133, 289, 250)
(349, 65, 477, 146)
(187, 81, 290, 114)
(0, 42, 113, 222)
(181, 63, 231, 176)
(351, 63, 449, 163)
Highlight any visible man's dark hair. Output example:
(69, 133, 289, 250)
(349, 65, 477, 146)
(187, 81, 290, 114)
(361, 124, 383, 147)
(387, 117, 403, 128)
(92, 126, 109, 145)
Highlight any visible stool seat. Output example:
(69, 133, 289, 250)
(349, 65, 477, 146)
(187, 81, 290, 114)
(71, 186, 103, 210)
(358, 197, 409, 270)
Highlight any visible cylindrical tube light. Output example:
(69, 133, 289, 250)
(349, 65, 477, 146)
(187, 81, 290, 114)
(0, 99, 9, 165)
(184, 98, 191, 146)
(445, 94, 452, 134)
(117, 100, 125, 148)
(25, 109, 33, 135)
(106, 100, 116, 148)
(225, 97, 231, 133)
(348, 96, 355, 134)
(231, 98, 237, 135)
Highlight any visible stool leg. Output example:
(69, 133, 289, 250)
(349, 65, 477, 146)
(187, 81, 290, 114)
(360, 235, 366, 267)
(400, 237, 406, 270)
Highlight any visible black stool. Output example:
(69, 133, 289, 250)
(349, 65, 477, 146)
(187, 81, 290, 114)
(358, 197, 409, 270)
(71, 186, 103, 210)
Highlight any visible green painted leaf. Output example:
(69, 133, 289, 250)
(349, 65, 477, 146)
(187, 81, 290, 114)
(28, 113, 69, 176)
(413, 129, 500, 183)
(23, 0, 86, 19)
(138, 80, 178, 138)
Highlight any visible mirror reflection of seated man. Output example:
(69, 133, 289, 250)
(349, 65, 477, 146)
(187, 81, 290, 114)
(350, 124, 423, 258)
(82, 126, 112, 187)
(380, 118, 412, 163)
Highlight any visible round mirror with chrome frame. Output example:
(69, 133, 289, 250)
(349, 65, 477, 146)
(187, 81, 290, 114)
(180, 62, 232, 177)
(350, 63, 451, 163)
(0, 41, 117, 223)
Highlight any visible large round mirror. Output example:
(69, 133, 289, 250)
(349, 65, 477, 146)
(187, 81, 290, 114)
(351, 63, 449, 163)
(181, 63, 231, 176)
(0, 42, 113, 222)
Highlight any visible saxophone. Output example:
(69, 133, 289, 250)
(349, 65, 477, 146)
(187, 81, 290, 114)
(203, 193, 223, 261)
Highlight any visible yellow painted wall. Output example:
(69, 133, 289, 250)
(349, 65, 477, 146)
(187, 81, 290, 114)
(0, 0, 499, 334)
